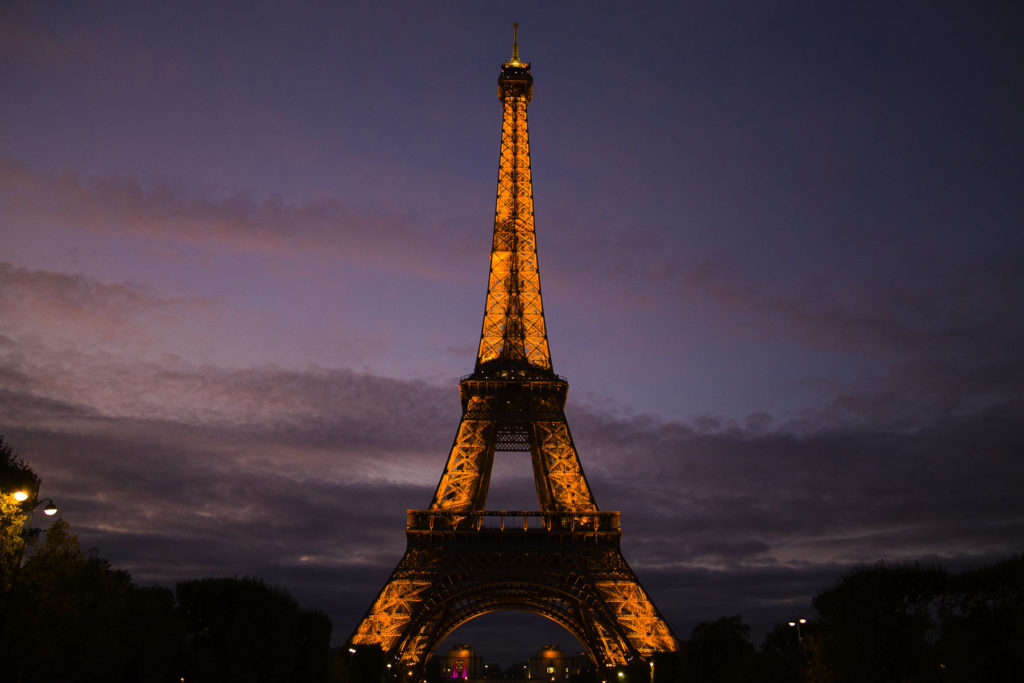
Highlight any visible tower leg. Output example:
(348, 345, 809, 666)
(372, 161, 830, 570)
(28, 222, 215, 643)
(349, 525, 677, 674)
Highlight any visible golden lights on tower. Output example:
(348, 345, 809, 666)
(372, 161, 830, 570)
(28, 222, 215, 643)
(348, 27, 678, 674)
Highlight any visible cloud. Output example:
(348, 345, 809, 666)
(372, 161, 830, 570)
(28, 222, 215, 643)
(0, 160, 476, 280)
(0, 261, 215, 357)
(2, 223, 1019, 650)
(564, 247, 1022, 364)
(577, 397, 1024, 570)
(2, 319, 1021, 645)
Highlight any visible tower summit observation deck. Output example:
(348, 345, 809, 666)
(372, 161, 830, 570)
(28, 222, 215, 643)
(348, 26, 679, 675)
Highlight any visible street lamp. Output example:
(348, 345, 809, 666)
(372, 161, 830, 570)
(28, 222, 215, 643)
(0, 490, 59, 639)
(787, 617, 807, 646)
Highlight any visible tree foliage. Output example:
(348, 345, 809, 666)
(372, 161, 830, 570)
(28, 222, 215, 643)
(0, 436, 39, 496)
(332, 644, 390, 683)
(1, 437, 337, 682)
(1, 519, 183, 682)
(811, 561, 948, 683)
(177, 576, 332, 683)
(0, 435, 41, 594)
(651, 616, 761, 683)
(800, 558, 1023, 682)
(936, 554, 1024, 682)
(684, 615, 759, 683)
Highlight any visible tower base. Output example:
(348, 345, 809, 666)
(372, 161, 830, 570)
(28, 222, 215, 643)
(350, 511, 678, 676)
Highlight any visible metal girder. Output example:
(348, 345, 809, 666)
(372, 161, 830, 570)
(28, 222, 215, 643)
(531, 419, 596, 512)
(594, 581, 680, 656)
(352, 532, 659, 677)
(476, 86, 550, 372)
(350, 524, 678, 676)
(429, 379, 596, 513)
(429, 396, 495, 511)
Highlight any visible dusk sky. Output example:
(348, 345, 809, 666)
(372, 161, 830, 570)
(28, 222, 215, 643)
(1, 0, 1022, 665)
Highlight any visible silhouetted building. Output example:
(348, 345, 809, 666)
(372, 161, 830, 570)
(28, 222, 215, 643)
(438, 644, 483, 680)
(528, 645, 590, 681)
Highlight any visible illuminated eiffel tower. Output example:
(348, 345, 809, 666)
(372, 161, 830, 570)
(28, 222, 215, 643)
(349, 26, 678, 675)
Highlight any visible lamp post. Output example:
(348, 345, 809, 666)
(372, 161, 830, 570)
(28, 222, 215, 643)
(0, 490, 58, 639)
(787, 617, 807, 646)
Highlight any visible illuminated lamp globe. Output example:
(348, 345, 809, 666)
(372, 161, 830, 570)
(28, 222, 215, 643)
(13, 491, 29, 502)
(44, 502, 58, 516)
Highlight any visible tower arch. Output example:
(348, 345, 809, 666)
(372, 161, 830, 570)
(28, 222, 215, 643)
(397, 578, 634, 669)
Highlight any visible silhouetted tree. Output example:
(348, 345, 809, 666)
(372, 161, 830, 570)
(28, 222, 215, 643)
(177, 576, 332, 683)
(650, 649, 684, 683)
(123, 584, 186, 682)
(811, 562, 947, 683)
(1, 519, 182, 682)
(936, 554, 1024, 682)
(682, 615, 761, 683)
(0, 436, 40, 596)
(760, 621, 802, 683)
(332, 644, 390, 683)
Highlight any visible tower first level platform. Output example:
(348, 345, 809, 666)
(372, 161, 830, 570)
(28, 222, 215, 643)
(351, 511, 677, 670)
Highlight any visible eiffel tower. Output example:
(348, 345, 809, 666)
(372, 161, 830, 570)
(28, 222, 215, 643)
(349, 26, 678, 675)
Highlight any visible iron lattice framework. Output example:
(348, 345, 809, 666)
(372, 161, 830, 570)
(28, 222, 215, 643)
(349, 27, 678, 676)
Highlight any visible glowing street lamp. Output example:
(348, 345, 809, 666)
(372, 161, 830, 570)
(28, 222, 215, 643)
(788, 617, 807, 646)
(0, 490, 59, 639)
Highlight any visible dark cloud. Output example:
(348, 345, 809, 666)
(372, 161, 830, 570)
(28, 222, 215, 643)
(3, 336, 1020, 648)
(0, 161, 475, 280)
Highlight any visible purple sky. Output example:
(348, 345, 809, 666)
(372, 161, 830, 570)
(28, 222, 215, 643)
(2, 0, 1022, 665)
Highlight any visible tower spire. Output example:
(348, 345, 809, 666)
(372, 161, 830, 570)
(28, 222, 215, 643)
(511, 22, 520, 65)
(479, 24, 544, 374)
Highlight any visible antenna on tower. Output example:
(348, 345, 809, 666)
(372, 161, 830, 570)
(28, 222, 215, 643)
(511, 23, 521, 65)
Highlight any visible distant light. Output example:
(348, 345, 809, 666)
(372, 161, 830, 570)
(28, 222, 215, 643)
(43, 503, 58, 516)
(788, 622, 796, 627)
(618, 673, 625, 679)
(799, 618, 807, 624)
(13, 491, 28, 502)
(348, 648, 357, 654)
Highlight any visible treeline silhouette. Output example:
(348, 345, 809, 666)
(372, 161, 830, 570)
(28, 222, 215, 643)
(3, 437, 1022, 682)
(1, 437, 339, 682)
(649, 556, 1023, 682)
(1, 519, 333, 682)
